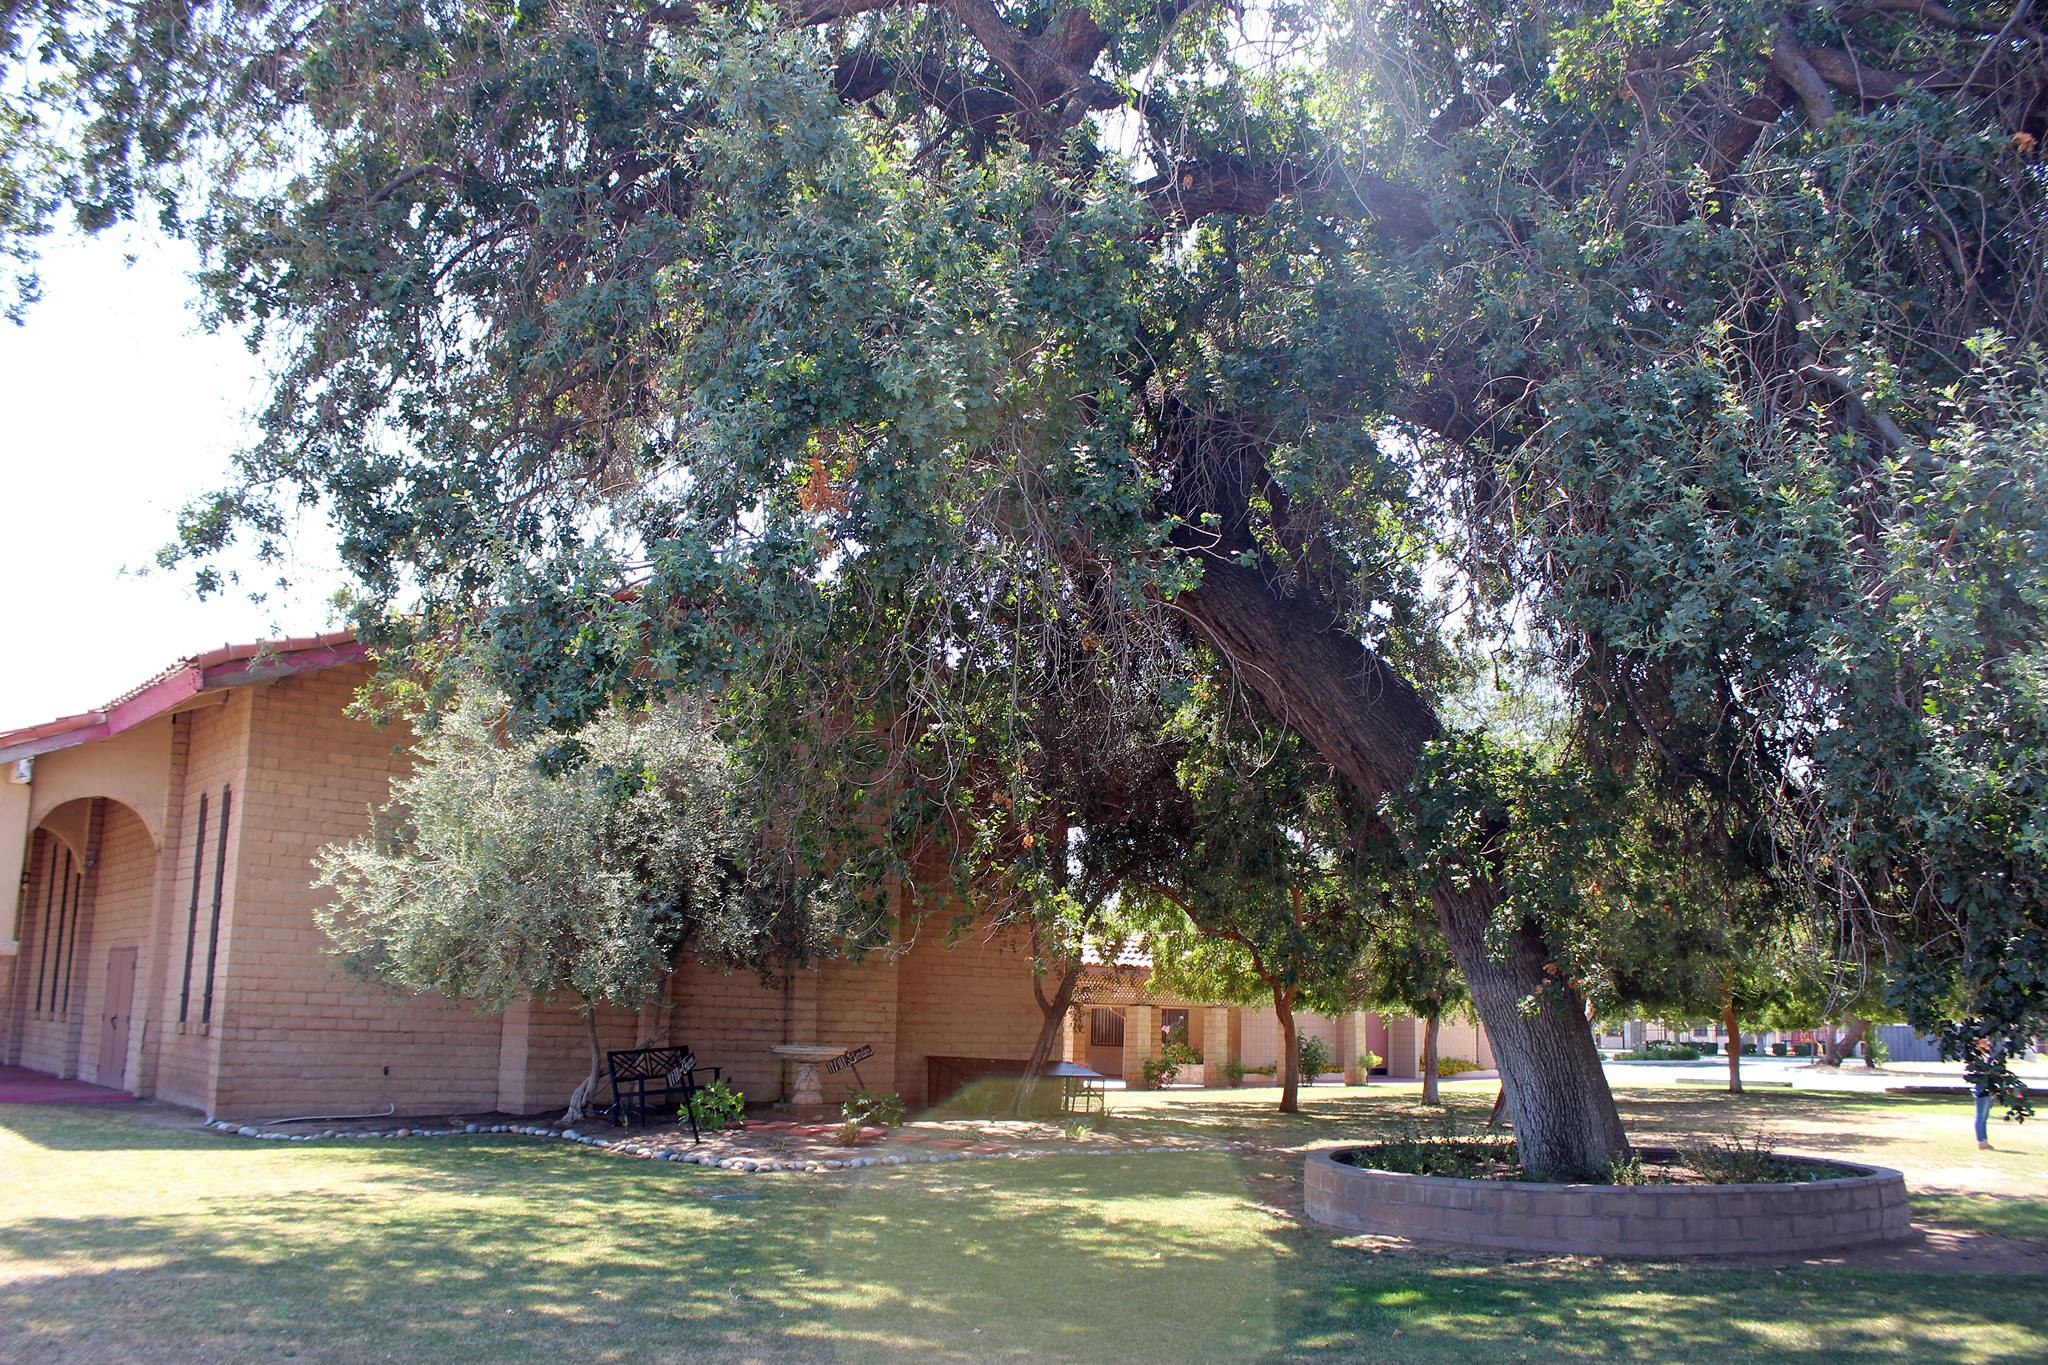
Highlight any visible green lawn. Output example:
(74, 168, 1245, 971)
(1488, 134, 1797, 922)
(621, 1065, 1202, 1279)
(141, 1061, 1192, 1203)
(3, 1088, 2045, 1363)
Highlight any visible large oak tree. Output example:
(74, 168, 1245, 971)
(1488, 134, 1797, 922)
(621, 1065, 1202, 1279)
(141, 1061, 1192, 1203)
(9, 0, 2048, 1175)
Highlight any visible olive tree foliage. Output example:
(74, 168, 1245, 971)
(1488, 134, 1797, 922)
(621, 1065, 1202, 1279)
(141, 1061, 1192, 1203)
(10, 0, 2048, 1172)
(313, 688, 807, 1118)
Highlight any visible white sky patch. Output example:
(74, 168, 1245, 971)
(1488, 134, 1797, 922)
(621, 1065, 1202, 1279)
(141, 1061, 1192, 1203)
(0, 229, 345, 729)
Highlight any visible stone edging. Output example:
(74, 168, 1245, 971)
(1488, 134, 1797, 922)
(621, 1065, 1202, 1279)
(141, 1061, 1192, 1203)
(201, 1118, 1230, 1175)
(1303, 1145, 1911, 1256)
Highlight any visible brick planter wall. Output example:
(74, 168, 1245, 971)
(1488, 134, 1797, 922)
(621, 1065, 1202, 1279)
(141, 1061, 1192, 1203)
(1304, 1147, 1911, 1256)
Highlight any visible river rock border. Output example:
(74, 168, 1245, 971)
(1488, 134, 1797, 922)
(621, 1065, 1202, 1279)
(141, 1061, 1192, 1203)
(1303, 1146, 1911, 1256)
(201, 1118, 1228, 1175)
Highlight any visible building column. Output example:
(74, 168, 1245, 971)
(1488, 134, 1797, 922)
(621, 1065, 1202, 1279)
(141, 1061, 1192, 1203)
(0, 776, 29, 957)
(130, 711, 193, 1101)
(1060, 1007, 1085, 1064)
(1200, 1005, 1235, 1087)
(1122, 1003, 1158, 1088)
(495, 997, 536, 1113)
(1339, 1010, 1374, 1085)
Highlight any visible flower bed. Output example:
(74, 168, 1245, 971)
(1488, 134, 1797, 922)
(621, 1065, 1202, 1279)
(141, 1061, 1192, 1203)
(1304, 1145, 1910, 1256)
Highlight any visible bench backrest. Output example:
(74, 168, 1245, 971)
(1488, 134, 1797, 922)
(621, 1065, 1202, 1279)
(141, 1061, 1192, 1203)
(607, 1046, 697, 1085)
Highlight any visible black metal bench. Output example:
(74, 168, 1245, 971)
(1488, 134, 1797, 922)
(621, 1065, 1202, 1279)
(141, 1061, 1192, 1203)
(605, 1046, 721, 1139)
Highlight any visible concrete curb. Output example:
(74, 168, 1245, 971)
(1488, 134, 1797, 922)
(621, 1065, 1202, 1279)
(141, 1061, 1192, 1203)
(1303, 1145, 1912, 1257)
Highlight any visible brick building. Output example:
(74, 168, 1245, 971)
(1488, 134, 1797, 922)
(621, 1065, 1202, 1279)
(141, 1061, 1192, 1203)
(0, 632, 1483, 1122)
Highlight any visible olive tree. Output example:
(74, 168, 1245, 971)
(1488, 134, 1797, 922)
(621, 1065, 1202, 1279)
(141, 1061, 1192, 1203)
(315, 688, 819, 1119)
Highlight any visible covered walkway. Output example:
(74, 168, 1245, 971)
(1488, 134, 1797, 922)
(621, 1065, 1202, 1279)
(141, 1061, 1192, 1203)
(0, 1064, 134, 1105)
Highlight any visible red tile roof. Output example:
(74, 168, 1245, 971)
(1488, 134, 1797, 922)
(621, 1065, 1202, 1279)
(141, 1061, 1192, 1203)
(1081, 938, 1153, 970)
(0, 629, 366, 764)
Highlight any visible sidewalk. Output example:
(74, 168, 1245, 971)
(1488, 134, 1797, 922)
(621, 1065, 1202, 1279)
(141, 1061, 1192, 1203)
(1603, 1054, 2048, 1095)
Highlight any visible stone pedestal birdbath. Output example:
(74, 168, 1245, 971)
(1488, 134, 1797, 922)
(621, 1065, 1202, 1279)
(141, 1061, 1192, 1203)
(772, 1044, 845, 1107)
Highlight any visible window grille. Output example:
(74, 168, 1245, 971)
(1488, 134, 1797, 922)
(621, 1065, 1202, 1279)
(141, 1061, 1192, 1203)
(200, 785, 231, 1024)
(32, 843, 63, 1013)
(178, 792, 208, 1023)
(1089, 1008, 1124, 1048)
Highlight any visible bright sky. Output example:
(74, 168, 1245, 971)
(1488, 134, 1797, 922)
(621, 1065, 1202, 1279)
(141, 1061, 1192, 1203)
(0, 230, 344, 731)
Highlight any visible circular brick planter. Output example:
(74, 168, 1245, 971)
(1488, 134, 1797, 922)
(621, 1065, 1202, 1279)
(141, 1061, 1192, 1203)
(1304, 1146, 1910, 1256)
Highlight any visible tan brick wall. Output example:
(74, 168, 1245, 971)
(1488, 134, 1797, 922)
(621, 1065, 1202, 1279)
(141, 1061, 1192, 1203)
(207, 666, 505, 1119)
(71, 801, 157, 1089)
(1434, 1019, 1485, 1071)
(892, 920, 1045, 1106)
(666, 961, 795, 1104)
(815, 950, 899, 1102)
(516, 943, 905, 1118)
(3, 659, 1080, 1120)
(1385, 1015, 1419, 1078)
(151, 690, 253, 1111)
(1240, 1007, 1345, 1075)
(496, 996, 642, 1117)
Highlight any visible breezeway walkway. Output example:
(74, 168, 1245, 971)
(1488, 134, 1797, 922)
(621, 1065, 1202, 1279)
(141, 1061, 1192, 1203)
(0, 1064, 135, 1105)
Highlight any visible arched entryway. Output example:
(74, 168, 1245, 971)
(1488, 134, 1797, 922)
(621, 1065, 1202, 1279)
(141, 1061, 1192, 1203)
(5, 796, 158, 1090)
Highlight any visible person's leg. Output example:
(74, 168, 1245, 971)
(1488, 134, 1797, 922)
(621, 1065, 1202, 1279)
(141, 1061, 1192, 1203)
(1975, 1091, 1994, 1146)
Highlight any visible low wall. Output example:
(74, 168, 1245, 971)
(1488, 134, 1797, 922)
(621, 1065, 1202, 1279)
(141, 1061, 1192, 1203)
(1304, 1147, 1911, 1256)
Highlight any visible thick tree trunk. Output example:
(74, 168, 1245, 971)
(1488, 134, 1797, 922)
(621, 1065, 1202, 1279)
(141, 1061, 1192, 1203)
(562, 1006, 605, 1123)
(1275, 987, 1300, 1114)
(1180, 557, 1629, 1179)
(1432, 881, 1628, 1178)
(1724, 999, 1744, 1095)
(1822, 1014, 1870, 1068)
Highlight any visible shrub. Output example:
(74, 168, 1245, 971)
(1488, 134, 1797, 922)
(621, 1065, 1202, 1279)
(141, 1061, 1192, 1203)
(1297, 1035, 1333, 1081)
(1793, 1042, 1816, 1057)
(1223, 1059, 1247, 1085)
(1342, 1135, 1522, 1180)
(1867, 1036, 1891, 1066)
(1141, 1038, 1203, 1089)
(832, 1118, 867, 1146)
(1679, 1132, 1820, 1184)
(1640, 1039, 1703, 1061)
(841, 1088, 905, 1128)
(1436, 1055, 1483, 1076)
(685, 1079, 745, 1132)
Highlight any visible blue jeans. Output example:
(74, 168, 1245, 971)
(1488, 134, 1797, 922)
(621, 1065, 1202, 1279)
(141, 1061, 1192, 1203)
(1975, 1091, 1995, 1143)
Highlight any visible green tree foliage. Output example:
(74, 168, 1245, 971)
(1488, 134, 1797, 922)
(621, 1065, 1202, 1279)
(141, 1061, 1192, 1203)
(1137, 677, 1388, 1113)
(1350, 908, 1467, 1105)
(11, 0, 2048, 1170)
(314, 687, 830, 1116)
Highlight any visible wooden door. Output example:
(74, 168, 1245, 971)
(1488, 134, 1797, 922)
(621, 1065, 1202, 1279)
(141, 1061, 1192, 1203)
(97, 947, 137, 1089)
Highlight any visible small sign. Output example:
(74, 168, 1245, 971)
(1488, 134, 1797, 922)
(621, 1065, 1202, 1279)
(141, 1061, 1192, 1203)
(827, 1044, 874, 1075)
